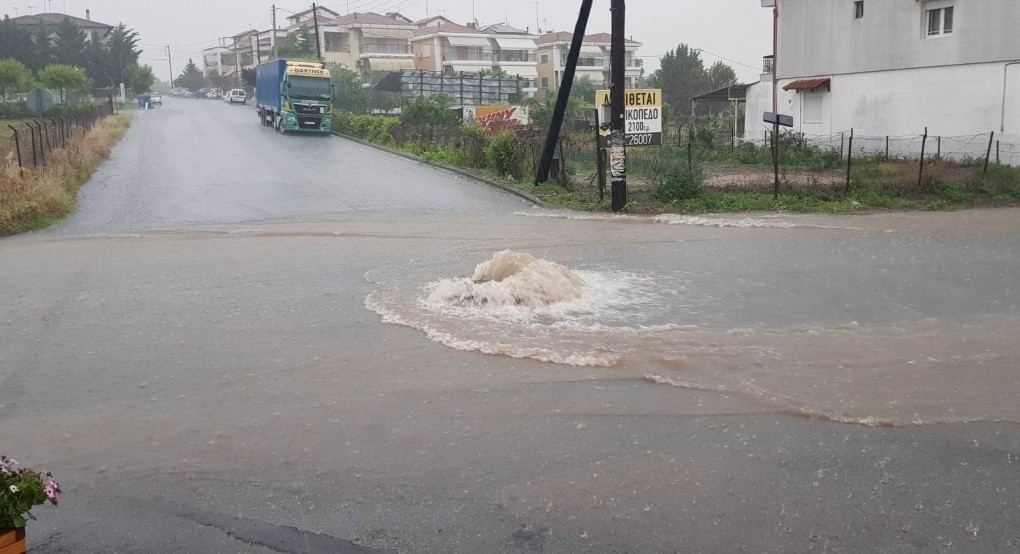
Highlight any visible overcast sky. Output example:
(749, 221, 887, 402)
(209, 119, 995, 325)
(1, 0, 774, 84)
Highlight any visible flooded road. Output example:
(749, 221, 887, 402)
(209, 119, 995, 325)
(2, 100, 1019, 553)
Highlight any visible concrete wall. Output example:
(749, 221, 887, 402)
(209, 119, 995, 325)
(744, 62, 1020, 164)
(779, 0, 1020, 79)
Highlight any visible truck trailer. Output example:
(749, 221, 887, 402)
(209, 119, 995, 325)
(256, 60, 334, 134)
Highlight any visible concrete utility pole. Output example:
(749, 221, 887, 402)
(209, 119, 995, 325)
(312, 3, 323, 61)
(609, 0, 627, 211)
(271, 5, 278, 59)
(536, 0, 594, 184)
(166, 46, 175, 88)
(771, 0, 780, 198)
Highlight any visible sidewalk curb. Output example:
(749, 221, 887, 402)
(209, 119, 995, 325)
(332, 132, 545, 207)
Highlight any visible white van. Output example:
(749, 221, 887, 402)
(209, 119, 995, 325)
(224, 89, 246, 104)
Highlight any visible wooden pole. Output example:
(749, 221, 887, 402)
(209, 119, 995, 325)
(536, 0, 595, 183)
(609, 0, 627, 212)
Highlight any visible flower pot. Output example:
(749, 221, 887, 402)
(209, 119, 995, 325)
(0, 528, 26, 554)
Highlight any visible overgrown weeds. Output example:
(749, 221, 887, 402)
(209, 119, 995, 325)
(0, 115, 130, 236)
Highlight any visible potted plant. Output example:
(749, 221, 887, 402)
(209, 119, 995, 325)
(1, 456, 60, 554)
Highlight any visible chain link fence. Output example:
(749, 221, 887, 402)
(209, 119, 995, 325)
(3, 104, 114, 171)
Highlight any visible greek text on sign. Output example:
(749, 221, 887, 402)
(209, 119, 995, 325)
(596, 89, 663, 147)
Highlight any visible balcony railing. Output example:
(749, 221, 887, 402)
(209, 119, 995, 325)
(496, 52, 535, 63)
(443, 51, 494, 62)
(360, 43, 413, 55)
(560, 56, 610, 68)
(763, 55, 774, 74)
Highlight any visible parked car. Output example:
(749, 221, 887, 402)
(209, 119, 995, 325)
(225, 89, 246, 104)
(206, 89, 222, 99)
(146, 92, 162, 106)
(182, 89, 195, 98)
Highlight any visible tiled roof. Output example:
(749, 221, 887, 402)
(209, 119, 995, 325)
(783, 78, 831, 92)
(413, 22, 485, 37)
(10, 12, 113, 29)
(535, 31, 641, 46)
(331, 12, 417, 27)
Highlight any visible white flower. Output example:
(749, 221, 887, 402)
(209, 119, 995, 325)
(8, 485, 19, 494)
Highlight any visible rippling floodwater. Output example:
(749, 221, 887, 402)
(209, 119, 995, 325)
(368, 212, 1020, 426)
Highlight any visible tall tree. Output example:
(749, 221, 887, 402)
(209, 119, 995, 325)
(276, 28, 317, 60)
(708, 61, 738, 89)
(328, 63, 368, 113)
(105, 24, 141, 86)
(52, 17, 88, 68)
(29, 25, 54, 71)
(0, 17, 35, 67)
(646, 44, 713, 122)
(569, 75, 598, 103)
(0, 58, 33, 98)
(38, 64, 90, 102)
(125, 64, 155, 94)
(176, 59, 207, 90)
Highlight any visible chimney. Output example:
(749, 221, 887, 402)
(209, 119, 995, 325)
(85, 9, 91, 20)
(467, 22, 476, 29)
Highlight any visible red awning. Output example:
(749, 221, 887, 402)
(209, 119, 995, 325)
(783, 78, 831, 92)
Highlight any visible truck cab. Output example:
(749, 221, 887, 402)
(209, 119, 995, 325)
(256, 60, 334, 134)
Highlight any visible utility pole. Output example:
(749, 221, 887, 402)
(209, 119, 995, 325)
(536, 0, 594, 183)
(271, 5, 278, 59)
(312, 3, 323, 62)
(771, 0, 780, 198)
(609, 0, 627, 211)
(166, 46, 175, 88)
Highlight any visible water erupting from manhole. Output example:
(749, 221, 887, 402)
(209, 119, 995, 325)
(426, 251, 587, 309)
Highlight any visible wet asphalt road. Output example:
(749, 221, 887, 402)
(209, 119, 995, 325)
(54, 98, 529, 235)
(2, 98, 1019, 553)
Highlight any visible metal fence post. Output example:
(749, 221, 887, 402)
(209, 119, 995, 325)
(997, 140, 1001, 164)
(839, 132, 845, 159)
(845, 128, 854, 194)
(27, 123, 37, 167)
(983, 131, 995, 176)
(936, 136, 941, 160)
(885, 136, 889, 159)
(8, 125, 23, 173)
(917, 127, 928, 189)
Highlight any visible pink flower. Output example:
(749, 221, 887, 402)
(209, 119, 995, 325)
(45, 480, 61, 504)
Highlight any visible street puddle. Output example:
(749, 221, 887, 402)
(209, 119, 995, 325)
(366, 251, 1020, 426)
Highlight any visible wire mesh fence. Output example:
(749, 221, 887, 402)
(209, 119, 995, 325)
(2, 104, 114, 171)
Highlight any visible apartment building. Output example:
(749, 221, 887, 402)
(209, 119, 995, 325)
(9, 10, 113, 44)
(411, 21, 539, 96)
(745, 0, 1020, 139)
(314, 12, 418, 82)
(535, 32, 643, 99)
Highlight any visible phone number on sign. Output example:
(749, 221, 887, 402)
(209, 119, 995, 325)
(626, 133, 661, 146)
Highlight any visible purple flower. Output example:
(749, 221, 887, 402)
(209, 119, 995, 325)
(45, 480, 61, 504)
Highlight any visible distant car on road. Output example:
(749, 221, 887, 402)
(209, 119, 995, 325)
(146, 92, 162, 106)
(225, 89, 246, 104)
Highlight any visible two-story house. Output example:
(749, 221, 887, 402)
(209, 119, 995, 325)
(534, 32, 643, 100)
(745, 0, 1020, 141)
(411, 21, 539, 97)
(322, 12, 417, 83)
(9, 10, 113, 44)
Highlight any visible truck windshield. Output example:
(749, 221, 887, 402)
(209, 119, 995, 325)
(288, 76, 331, 100)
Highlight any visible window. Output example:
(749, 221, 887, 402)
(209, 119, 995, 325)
(541, 53, 549, 64)
(803, 94, 824, 124)
(541, 77, 549, 89)
(926, 5, 953, 36)
(854, 1, 864, 19)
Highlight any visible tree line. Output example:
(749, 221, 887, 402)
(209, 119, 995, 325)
(0, 15, 154, 101)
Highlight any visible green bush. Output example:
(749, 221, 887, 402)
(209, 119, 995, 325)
(653, 168, 705, 203)
(0, 101, 28, 118)
(485, 131, 521, 179)
(400, 94, 460, 126)
(332, 112, 398, 144)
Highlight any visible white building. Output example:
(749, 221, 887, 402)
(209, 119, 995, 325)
(745, 0, 1020, 156)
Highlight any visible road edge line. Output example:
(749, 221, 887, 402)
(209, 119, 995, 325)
(331, 132, 545, 207)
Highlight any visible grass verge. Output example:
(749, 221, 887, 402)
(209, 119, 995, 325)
(1, 115, 131, 236)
